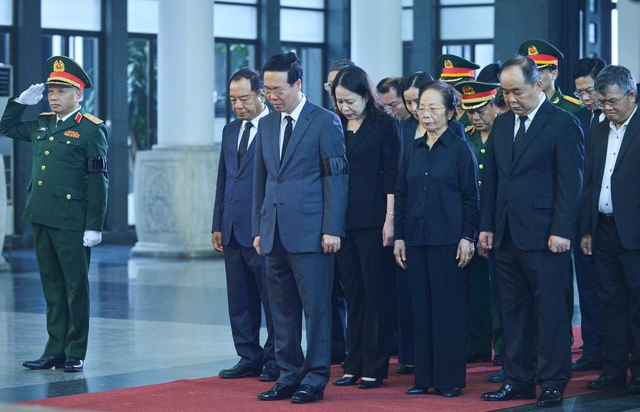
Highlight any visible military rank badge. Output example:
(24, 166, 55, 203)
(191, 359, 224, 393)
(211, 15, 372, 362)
(38, 127, 48, 132)
(64, 131, 80, 139)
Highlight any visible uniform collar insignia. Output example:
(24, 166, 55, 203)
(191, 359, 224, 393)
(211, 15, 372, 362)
(75, 112, 83, 123)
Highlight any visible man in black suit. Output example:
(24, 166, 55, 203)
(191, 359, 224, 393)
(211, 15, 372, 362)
(580, 65, 640, 394)
(478, 56, 584, 407)
(212, 69, 277, 382)
(570, 57, 607, 373)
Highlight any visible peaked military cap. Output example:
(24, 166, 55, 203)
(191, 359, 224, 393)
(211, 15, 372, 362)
(436, 54, 480, 83)
(518, 39, 564, 70)
(454, 81, 500, 110)
(45, 55, 92, 91)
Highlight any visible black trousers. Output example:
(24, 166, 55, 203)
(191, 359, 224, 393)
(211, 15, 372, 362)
(396, 264, 415, 366)
(406, 243, 468, 390)
(336, 226, 396, 379)
(467, 250, 493, 355)
(494, 230, 572, 392)
(594, 214, 640, 378)
(574, 230, 602, 359)
(224, 232, 276, 368)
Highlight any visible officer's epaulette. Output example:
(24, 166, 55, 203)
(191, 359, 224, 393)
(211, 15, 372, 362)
(39, 112, 55, 117)
(465, 124, 474, 133)
(563, 95, 583, 106)
(83, 113, 104, 124)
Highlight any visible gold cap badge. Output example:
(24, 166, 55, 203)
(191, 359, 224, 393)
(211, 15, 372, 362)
(53, 60, 65, 72)
(528, 46, 538, 56)
(444, 60, 453, 69)
(462, 85, 475, 95)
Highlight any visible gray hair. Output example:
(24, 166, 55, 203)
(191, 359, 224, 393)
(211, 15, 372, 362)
(594, 65, 637, 95)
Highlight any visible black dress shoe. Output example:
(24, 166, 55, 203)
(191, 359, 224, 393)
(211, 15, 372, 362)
(219, 362, 261, 379)
(23, 355, 65, 370)
(257, 383, 297, 401)
(64, 357, 84, 372)
(572, 355, 603, 372)
(587, 374, 627, 390)
(332, 375, 360, 386)
(291, 384, 323, 404)
(439, 388, 462, 397)
(406, 386, 428, 395)
(395, 364, 414, 374)
(259, 364, 280, 382)
(628, 377, 640, 394)
(358, 378, 382, 389)
(537, 388, 563, 407)
(467, 352, 492, 363)
(493, 353, 503, 366)
(488, 369, 508, 383)
(481, 384, 536, 401)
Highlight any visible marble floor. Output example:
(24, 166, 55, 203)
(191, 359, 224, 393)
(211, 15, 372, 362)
(0, 245, 638, 412)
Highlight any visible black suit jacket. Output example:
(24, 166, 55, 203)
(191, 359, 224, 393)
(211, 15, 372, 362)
(479, 99, 584, 251)
(580, 109, 640, 250)
(343, 113, 402, 231)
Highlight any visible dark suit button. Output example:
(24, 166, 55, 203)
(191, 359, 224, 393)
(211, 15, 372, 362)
(230, 200, 234, 203)
(235, 178, 239, 182)
(277, 179, 283, 183)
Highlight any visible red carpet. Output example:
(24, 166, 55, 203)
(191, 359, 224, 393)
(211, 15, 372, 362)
(20, 328, 600, 412)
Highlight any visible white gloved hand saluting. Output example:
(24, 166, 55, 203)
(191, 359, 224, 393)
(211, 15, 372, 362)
(17, 83, 45, 105)
(83, 230, 102, 248)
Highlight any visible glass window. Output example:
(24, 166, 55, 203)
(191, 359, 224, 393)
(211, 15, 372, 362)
(223, 0, 257, 3)
(280, 9, 324, 43)
(402, 0, 414, 6)
(280, 0, 324, 9)
(215, 42, 257, 125)
(282, 45, 323, 106)
(441, 0, 494, 5)
(42, 0, 102, 31)
(474, 43, 494, 71)
(0, 32, 10, 65)
(402, 9, 413, 42)
(0, 0, 12, 26)
(128, 38, 157, 153)
(440, 6, 494, 40)
(442, 44, 472, 61)
(214, 4, 258, 40)
(128, 0, 159, 34)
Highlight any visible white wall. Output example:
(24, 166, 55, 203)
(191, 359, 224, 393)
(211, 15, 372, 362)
(617, 0, 640, 80)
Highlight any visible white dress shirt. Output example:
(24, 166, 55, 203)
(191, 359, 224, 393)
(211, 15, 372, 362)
(237, 106, 269, 151)
(279, 95, 307, 158)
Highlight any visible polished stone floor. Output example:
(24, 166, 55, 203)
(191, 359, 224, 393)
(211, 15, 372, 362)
(0, 245, 638, 412)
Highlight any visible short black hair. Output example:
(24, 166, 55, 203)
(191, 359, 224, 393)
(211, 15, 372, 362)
(499, 56, 541, 87)
(376, 77, 404, 94)
(332, 65, 388, 118)
(572, 57, 607, 80)
(262, 52, 303, 85)
(229, 68, 263, 93)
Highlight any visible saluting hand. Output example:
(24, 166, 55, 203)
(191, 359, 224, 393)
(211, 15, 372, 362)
(17, 83, 45, 106)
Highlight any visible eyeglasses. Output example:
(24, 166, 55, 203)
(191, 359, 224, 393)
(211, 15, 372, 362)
(264, 85, 292, 97)
(596, 91, 631, 109)
(574, 89, 596, 99)
(418, 106, 446, 116)
(323, 82, 332, 91)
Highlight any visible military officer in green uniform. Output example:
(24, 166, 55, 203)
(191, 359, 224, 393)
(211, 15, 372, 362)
(519, 39, 584, 114)
(436, 54, 481, 133)
(0, 56, 108, 373)
(453, 80, 504, 370)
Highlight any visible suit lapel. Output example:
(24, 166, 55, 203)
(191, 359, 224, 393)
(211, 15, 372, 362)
(512, 100, 553, 167)
(280, 100, 315, 169)
(346, 116, 373, 156)
(614, 109, 640, 170)
(592, 121, 609, 184)
(227, 121, 242, 175)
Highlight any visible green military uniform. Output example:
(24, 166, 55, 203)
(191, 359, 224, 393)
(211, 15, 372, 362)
(550, 87, 584, 114)
(436, 54, 480, 137)
(0, 56, 108, 363)
(459, 110, 473, 134)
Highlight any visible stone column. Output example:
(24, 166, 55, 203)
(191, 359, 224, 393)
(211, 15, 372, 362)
(131, 0, 218, 258)
(350, 0, 403, 83)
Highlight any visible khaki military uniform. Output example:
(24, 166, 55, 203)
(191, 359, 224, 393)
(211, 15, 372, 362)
(0, 99, 108, 359)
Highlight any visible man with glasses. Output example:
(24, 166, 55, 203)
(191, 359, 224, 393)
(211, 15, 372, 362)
(570, 57, 608, 374)
(325, 59, 355, 109)
(252, 52, 348, 404)
(579, 65, 640, 394)
(377, 77, 411, 121)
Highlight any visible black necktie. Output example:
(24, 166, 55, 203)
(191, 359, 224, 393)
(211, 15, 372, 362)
(238, 122, 252, 167)
(281, 115, 293, 162)
(513, 115, 528, 156)
(591, 109, 602, 129)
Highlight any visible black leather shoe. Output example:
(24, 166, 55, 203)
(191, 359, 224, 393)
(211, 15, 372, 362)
(628, 377, 640, 394)
(587, 374, 627, 390)
(395, 364, 414, 374)
(358, 378, 382, 389)
(493, 353, 503, 366)
(64, 357, 84, 372)
(467, 352, 492, 363)
(406, 386, 429, 395)
(291, 384, 323, 404)
(23, 355, 65, 370)
(219, 362, 261, 379)
(537, 388, 563, 407)
(436, 388, 462, 397)
(332, 375, 360, 386)
(488, 369, 508, 383)
(257, 383, 297, 401)
(481, 384, 536, 401)
(259, 364, 280, 382)
(572, 356, 603, 372)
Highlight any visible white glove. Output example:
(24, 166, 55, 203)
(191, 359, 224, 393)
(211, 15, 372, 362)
(83, 230, 102, 247)
(17, 83, 45, 105)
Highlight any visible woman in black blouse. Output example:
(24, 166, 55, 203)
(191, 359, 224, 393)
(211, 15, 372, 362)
(394, 81, 479, 397)
(330, 65, 402, 389)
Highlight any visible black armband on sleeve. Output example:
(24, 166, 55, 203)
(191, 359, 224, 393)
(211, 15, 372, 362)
(87, 155, 108, 173)
(321, 155, 349, 177)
